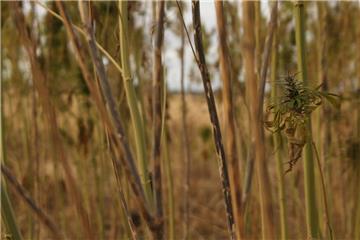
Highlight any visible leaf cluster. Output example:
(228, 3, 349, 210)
(265, 73, 339, 133)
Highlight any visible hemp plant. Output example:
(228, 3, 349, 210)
(265, 73, 339, 173)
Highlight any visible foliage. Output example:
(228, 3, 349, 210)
(265, 73, 339, 172)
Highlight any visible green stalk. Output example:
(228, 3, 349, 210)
(118, 1, 151, 203)
(162, 124, 174, 240)
(271, 21, 288, 240)
(294, 2, 320, 238)
(161, 71, 175, 240)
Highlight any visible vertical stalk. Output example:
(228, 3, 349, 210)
(161, 77, 174, 240)
(294, 2, 320, 238)
(353, 5, 360, 240)
(271, 18, 288, 240)
(243, 2, 277, 238)
(151, 1, 166, 238)
(317, 3, 333, 238)
(191, 1, 235, 239)
(255, 1, 261, 79)
(241, 2, 257, 235)
(214, 2, 243, 239)
(162, 128, 174, 240)
(178, 8, 191, 238)
(118, 1, 151, 202)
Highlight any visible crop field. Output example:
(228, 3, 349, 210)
(1, 1, 359, 240)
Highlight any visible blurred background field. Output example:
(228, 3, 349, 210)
(1, 1, 360, 239)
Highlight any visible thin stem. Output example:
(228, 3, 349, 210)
(271, 11, 288, 240)
(178, 6, 192, 239)
(161, 77, 175, 240)
(242, 1, 277, 238)
(118, 1, 151, 204)
(215, 2, 243, 239)
(176, 1, 199, 66)
(191, 1, 235, 239)
(151, 1, 166, 238)
(294, 2, 320, 238)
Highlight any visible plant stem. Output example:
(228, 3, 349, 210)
(151, 1, 166, 238)
(243, 1, 277, 238)
(178, 6, 192, 238)
(294, 2, 320, 238)
(215, 2, 243, 239)
(271, 15, 288, 240)
(255, 1, 261, 79)
(118, 0, 151, 204)
(192, 1, 235, 239)
(161, 86, 174, 240)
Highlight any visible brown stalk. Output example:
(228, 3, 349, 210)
(257, 2, 278, 239)
(214, 2, 244, 239)
(242, 1, 277, 239)
(258, 2, 278, 117)
(151, 1, 166, 239)
(11, 3, 94, 239)
(191, 1, 235, 239)
(56, 1, 160, 234)
(1, 164, 64, 239)
(178, 8, 192, 239)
